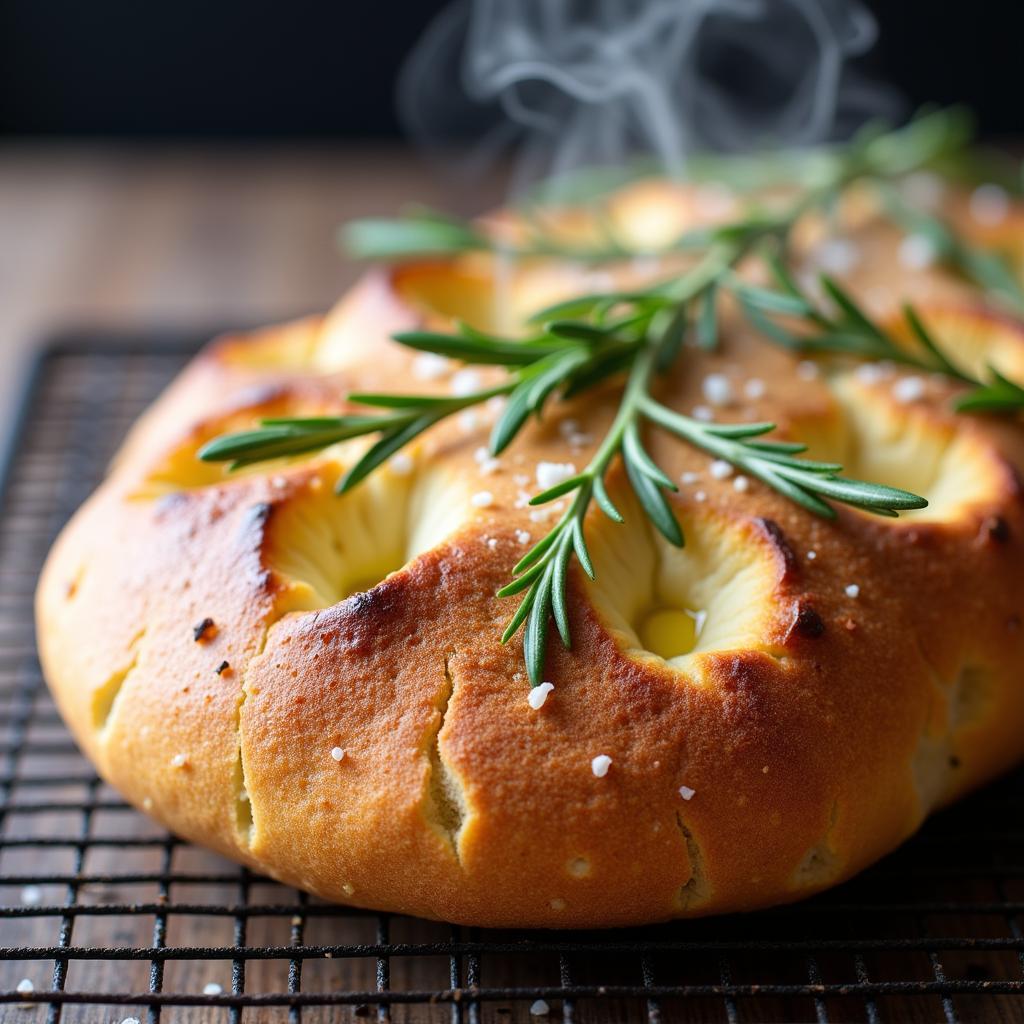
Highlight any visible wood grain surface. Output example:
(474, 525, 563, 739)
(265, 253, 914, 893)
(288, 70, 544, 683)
(0, 142, 503, 420)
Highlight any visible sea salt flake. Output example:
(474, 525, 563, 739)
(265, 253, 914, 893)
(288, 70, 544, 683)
(389, 452, 413, 475)
(486, 537, 498, 550)
(812, 237, 860, 275)
(679, 785, 696, 801)
(743, 378, 766, 400)
(330, 747, 346, 762)
(171, 753, 187, 768)
(591, 754, 612, 778)
(694, 490, 707, 503)
(691, 405, 714, 422)
(16, 979, 33, 995)
(807, 550, 817, 560)
(536, 461, 577, 491)
(845, 584, 861, 599)
(680, 471, 700, 485)
(892, 376, 926, 403)
(709, 459, 733, 480)
(528, 682, 554, 710)
(701, 373, 733, 406)
(203, 983, 223, 996)
(855, 363, 886, 385)
(898, 233, 938, 270)
(733, 475, 750, 492)
(451, 369, 482, 396)
(514, 529, 531, 545)
(20, 885, 42, 906)
(412, 352, 449, 380)
(470, 490, 494, 508)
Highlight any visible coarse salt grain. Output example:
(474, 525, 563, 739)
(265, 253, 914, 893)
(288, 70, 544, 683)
(812, 237, 861, 275)
(680, 471, 700, 485)
(536, 461, 576, 491)
(529, 508, 551, 523)
(203, 983, 223, 996)
(412, 352, 449, 380)
(591, 754, 612, 778)
(515, 529, 531, 545)
(16, 979, 33, 995)
(845, 584, 861, 598)
(330, 747, 345, 762)
(20, 885, 42, 906)
(733, 475, 750, 492)
(797, 360, 819, 380)
(898, 233, 938, 270)
(486, 537, 498, 550)
(855, 362, 886, 385)
(807, 550, 817, 560)
(709, 459, 733, 480)
(478, 457, 500, 475)
(470, 490, 494, 508)
(694, 490, 707, 503)
(528, 682, 554, 710)
(701, 373, 733, 406)
(892, 376, 926, 403)
(969, 183, 1010, 226)
(389, 452, 413, 475)
(450, 369, 482, 396)
(679, 785, 696, 801)
(121, 1018, 142, 1024)
(743, 378, 766, 400)
(171, 754, 187, 768)
(691, 405, 714, 422)
(549, 897, 567, 911)
(530, 999, 551, 1017)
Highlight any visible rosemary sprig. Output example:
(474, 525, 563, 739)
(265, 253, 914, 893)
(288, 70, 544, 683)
(733, 254, 1024, 414)
(198, 108, 1024, 685)
(875, 183, 1024, 316)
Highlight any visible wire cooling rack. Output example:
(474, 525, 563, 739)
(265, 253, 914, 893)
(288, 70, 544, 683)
(0, 335, 1022, 1024)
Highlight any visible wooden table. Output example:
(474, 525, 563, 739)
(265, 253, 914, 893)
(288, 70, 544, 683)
(0, 142, 502, 421)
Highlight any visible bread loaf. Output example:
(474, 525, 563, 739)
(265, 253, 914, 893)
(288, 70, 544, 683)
(36, 180, 1024, 927)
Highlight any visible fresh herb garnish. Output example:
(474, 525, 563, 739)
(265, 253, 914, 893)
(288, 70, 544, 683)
(200, 108, 1024, 685)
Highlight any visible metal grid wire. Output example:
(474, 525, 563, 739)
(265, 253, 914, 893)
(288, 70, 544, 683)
(0, 336, 1022, 1023)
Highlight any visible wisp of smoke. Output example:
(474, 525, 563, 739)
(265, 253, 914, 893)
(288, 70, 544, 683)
(398, 0, 902, 194)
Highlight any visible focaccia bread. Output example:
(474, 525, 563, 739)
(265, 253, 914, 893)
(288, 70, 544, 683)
(36, 180, 1024, 928)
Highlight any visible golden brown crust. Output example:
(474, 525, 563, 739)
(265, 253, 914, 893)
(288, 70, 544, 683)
(36, 182, 1024, 927)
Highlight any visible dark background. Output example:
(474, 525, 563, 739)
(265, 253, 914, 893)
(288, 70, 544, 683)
(1, 1, 1023, 142)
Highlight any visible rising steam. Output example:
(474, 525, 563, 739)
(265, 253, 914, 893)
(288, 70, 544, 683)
(398, 0, 900, 192)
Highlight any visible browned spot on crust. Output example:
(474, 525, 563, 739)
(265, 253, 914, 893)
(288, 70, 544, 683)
(981, 515, 1011, 544)
(784, 601, 826, 642)
(753, 518, 798, 581)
